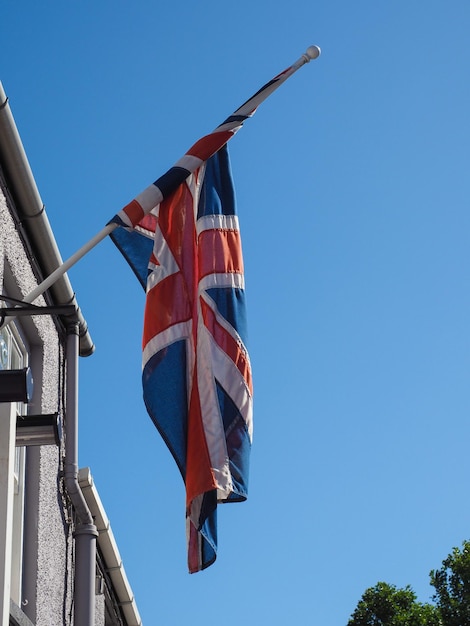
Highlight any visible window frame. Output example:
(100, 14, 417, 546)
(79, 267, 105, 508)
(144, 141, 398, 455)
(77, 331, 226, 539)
(0, 320, 28, 606)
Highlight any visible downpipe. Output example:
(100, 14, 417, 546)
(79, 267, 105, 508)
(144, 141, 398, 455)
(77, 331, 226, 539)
(64, 323, 98, 626)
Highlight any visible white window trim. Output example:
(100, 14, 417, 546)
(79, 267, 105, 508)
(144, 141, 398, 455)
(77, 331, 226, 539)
(0, 320, 28, 606)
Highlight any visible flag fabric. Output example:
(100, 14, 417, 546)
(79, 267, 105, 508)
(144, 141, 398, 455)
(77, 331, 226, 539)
(110, 143, 253, 572)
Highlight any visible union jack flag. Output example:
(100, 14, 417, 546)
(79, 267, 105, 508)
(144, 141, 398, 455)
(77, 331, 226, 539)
(109, 46, 319, 572)
(111, 144, 252, 573)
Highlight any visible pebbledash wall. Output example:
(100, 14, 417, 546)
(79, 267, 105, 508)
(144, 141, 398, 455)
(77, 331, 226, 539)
(0, 170, 70, 625)
(0, 163, 72, 626)
(0, 81, 141, 626)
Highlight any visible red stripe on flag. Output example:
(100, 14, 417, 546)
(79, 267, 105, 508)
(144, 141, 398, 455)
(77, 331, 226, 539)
(158, 183, 197, 291)
(186, 366, 217, 507)
(198, 229, 243, 279)
(187, 519, 201, 574)
(143, 273, 192, 346)
(186, 131, 234, 162)
(137, 213, 158, 236)
(122, 199, 145, 227)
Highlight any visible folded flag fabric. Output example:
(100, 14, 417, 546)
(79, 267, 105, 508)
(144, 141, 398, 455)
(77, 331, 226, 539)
(110, 143, 253, 573)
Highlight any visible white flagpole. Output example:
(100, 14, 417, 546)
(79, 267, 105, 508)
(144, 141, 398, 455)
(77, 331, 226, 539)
(21, 45, 321, 305)
(23, 223, 118, 304)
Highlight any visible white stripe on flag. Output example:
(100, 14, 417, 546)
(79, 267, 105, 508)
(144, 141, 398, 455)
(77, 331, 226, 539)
(199, 272, 245, 291)
(135, 185, 164, 213)
(196, 314, 233, 496)
(142, 320, 192, 370)
(196, 214, 239, 236)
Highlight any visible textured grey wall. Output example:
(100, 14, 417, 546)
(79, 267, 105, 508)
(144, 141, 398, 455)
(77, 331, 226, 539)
(0, 174, 107, 625)
(0, 174, 72, 625)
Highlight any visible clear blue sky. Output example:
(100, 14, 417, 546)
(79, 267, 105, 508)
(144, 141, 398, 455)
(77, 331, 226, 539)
(2, 2, 470, 624)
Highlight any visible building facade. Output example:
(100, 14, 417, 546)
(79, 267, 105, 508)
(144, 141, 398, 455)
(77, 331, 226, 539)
(0, 82, 141, 626)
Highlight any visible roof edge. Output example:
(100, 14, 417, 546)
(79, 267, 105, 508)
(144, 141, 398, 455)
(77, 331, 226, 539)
(78, 467, 143, 626)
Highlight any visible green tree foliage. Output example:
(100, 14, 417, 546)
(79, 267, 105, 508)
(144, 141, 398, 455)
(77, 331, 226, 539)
(347, 582, 440, 626)
(348, 540, 470, 625)
(430, 540, 470, 626)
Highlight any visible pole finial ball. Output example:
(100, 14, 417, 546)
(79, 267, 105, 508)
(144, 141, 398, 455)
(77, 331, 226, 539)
(305, 45, 321, 60)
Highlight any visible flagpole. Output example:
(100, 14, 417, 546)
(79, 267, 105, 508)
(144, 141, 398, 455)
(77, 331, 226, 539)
(225, 45, 321, 121)
(22, 223, 118, 304)
(20, 45, 321, 305)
